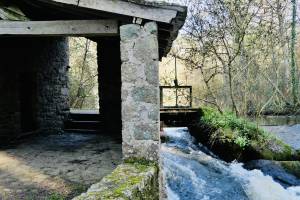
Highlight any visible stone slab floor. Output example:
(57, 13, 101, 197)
(0, 132, 122, 200)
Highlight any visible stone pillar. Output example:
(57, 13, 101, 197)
(35, 37, 70, 134)
(120, 22, 160, 162)
(97, 38, 122, 135)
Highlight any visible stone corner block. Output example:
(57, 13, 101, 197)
(72, 163, 159, 200)
(120, 24, 141, 41)
(144, 22, 158, 35)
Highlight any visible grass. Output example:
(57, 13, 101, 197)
(46, 193, 66, 200)
(189, 106, 296, 161)
(199, 107, 271, 149)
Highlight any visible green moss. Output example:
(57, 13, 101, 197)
(46, 193, 65, 200)
(124, 157, 156, 166)
(74, 162, 159, 200)
(124, 158, 158, 172)
(281, 161, 300, 178)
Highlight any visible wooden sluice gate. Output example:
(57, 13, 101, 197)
(160, 108, 200, 127)
(159, 57, 199, 127)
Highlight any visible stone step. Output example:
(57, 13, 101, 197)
(69, 113, 101, 121)
(64, 129, 100, 134)
(64, 120, 103, 130)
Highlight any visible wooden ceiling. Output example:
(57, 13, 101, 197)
(0, 0, 187, 58)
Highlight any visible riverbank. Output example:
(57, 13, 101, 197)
(250, 115, 300, 126)
(262, 125, 300, 150)
(188, 107, 299, 162)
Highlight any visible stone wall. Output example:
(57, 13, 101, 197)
(120, 22, 160, 162)
(0, 37, 69, 140)
(0, 50, 21, 140)
(35, 37, 69, 133)
(73, 162, 159, 200)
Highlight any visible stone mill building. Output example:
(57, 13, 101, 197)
(0, 0, 187, 199)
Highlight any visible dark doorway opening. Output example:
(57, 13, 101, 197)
(19, 71, 37, 133)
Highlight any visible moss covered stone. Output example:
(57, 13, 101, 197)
(189, 107, 299, 162)
(281, 161, 300, 179)
(244, 160, 300, 186)
(72, 162, 159, 200)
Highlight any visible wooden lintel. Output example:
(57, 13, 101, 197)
(0, 20, 119, 36)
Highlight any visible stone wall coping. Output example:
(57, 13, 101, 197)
(73, 162, 159, 200)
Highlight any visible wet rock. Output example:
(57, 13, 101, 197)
(244, 160, 300, 187)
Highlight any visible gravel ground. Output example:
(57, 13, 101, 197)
(0, 132, 122, 200)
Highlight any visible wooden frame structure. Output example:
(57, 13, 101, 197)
(160, 85, 193, 108)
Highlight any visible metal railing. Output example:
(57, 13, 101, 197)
(160, 86, 192, 108)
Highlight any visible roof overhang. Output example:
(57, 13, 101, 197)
(0, 0, 187, 58)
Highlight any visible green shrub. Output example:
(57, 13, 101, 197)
(189, 106, 296, 161)
(199, 106, 271, 149)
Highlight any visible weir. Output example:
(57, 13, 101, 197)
(162, 127, 300, 200)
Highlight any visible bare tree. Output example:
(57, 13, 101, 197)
(165, 0, 296, 116)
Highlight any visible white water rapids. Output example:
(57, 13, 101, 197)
(161, 127, 300, 200)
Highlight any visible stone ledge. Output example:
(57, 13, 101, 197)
(73, 162, 159, 200)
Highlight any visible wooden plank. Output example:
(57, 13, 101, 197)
(38, 0, 178, 23)
(0, 20, 119, 36)
(0, 6, 28, 21)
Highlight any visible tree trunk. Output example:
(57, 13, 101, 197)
(291, 0, 298, 106)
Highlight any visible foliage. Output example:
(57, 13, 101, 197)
(189, 107, 296, 161)
(162, 0, 299, 115)
(69, 37, 98, 110)
(46, 193, 65, 200)
(291, 0, 298, 106)
(200, 106, 270, 149)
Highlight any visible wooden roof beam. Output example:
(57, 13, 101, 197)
(35, 0, 179, 24)
(0, 19, 119, 36)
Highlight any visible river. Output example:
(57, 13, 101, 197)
(257, 115, 300, 150)
(161, 127, 300, 200)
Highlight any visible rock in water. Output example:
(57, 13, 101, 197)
(244, 160, 300, 187)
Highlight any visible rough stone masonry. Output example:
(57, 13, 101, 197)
(0, 37, 69, 140)
(120, 22, 160, 162)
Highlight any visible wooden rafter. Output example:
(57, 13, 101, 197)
(36, 0, 179, 23)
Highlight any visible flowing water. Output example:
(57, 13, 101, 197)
(161, 127, 300, 200)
